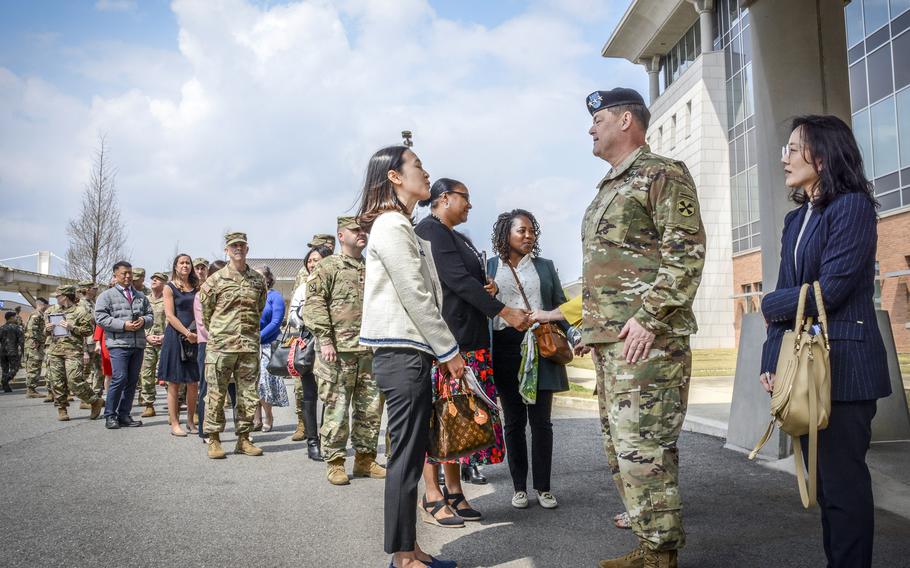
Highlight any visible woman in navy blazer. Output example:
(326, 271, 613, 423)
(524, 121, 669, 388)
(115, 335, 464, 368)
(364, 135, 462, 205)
(760, 115, 891, 568)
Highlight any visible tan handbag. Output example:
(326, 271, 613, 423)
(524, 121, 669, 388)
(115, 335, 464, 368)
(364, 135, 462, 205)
(749, 281, 831, 508)
(505, 261, 574, 365)
(428, 373, 496, 461)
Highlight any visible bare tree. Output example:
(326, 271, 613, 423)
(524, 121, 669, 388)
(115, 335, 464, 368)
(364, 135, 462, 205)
(66, 134, 128, 283)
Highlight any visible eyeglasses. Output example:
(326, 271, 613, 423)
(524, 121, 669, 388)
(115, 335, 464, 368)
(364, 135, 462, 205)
(447, 190, 471, 204)
(781, 144, 805, 160)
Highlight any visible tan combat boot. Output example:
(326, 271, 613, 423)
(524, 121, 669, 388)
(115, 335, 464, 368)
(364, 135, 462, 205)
(599, 544, 647, 568)
(643, 550, 677, 568)
(57, 407, 70, 422)
(353, 452, 387, 479)
(235, 433, 264, 456)
(26, 389, 42, 398)
(326, 458, 350, 485)
(89, 398, 105, 420)
(291, 419, 307, 441)
(79, 401, 91, 410)
(141, 404, 156, 418)
(207, 433, 226, 459)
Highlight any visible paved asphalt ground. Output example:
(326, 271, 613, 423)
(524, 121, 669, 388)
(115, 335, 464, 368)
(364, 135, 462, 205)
(1, 383, 909, 568)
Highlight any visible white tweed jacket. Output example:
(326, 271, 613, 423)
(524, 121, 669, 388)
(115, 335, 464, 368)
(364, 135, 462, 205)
(359, 211, 459, 362)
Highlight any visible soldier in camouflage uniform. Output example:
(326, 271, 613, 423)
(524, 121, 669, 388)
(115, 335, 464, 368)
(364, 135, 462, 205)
(13, 306, 24, 329)
(292, 234, 336, 290)
(77, 281, 103, 398)
(303, 217, 384, 486)
(583, 89, 705, 568)
(199, 232, 268, 459)
(45, 286, 105, 421)
(132, 268, 152, 297)
(138, 272, 168, 417)
(0, 311, 24, 392)
(23, 297, 49, 398)
(192, 258, 209, 286)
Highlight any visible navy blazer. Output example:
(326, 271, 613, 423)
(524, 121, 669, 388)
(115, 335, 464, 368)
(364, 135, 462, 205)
(760, 192, 891, 402)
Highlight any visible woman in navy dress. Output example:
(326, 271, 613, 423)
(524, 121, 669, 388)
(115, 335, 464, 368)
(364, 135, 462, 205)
(158, 253, 200, 437)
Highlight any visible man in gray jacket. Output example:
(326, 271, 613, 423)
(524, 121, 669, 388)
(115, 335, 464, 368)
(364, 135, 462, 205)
(95, 260, 153, 429)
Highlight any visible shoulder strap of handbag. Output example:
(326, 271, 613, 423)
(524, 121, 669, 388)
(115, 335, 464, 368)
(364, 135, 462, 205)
(812, 281, 829, 346)
(505, 259, 533, 312)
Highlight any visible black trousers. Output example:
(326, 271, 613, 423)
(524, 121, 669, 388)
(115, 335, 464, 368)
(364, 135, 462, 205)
(373, 347, 433, 554)
(493, 331, 554, 493)
(800, 399, 877, 568)
(1, 352, 21, 383)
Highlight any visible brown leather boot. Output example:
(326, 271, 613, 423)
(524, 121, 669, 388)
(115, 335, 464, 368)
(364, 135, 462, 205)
(89, 398, 105, 420)
(57, 407, 70, 422)
(207, 433, 226, 459)
(141, 404, 156, 418)
(599, 544, 646, 568)
(235, 433, 264, 456)
(326, 458, 350, 485)
(290, 419, 306, 442)
(643, 550, 677, 568)
(352, 452, 386, 479)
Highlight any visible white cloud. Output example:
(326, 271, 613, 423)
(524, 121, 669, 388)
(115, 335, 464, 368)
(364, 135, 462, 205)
(0, 0, 644, 278)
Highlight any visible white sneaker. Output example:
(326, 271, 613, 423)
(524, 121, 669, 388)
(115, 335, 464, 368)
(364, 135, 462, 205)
(511, 491, 529, 509)
(537, 491, 558, 509)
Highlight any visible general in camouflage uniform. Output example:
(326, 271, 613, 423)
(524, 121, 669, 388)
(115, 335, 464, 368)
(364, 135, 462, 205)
(303, 217, 384, 485)
(583, 89, 705, 568)
(77, 281, 103, 396)
(0, 312, 24, 392)
(199, 232, 267, 459)
(45, 286, 105, 421)
(138, 272, 168, 416)
(23, 298, 49, 397)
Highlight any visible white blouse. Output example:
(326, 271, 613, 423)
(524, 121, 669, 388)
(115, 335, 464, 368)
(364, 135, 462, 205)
(492, 254, 542, 331)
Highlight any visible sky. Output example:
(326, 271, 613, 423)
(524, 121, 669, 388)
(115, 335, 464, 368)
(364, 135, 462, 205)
(0, 0, 645, 281)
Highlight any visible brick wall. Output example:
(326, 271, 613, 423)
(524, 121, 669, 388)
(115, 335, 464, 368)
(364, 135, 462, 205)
(877, 210, 910, 352)
(732, 250, 762, 345)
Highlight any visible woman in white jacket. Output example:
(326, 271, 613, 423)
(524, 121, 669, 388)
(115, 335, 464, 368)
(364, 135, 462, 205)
(357, 146, 465, 568)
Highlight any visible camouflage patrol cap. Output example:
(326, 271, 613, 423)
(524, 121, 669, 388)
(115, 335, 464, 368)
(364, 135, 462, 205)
(54, 285, 77, 297)
(132, 268, 146, 279)
(225, 231, 248, 246)
(337, 216, 361, 231)
(192, 257, 209, 268)
(151, 271, 169, 282)
(76, 280, 96, 290)
(308, 233, 336, 248)
(586, 87, 646, 115)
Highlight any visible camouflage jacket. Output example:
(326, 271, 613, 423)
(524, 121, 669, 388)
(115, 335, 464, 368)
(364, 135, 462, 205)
(581, 145, 705, 344)
(45, 304, 93, 357)
(78, 298, 96, 349)
(24, 311, 46, 351)
(0, 322, 24, 356)
(199, 263, 267, 353)
(303, 253, 367, 352)
(293, 265, 309, 291)
(146, 293, 167, 337)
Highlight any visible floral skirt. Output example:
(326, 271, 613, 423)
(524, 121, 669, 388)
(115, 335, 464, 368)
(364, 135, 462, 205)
(427, 348, 505, 466)
(258, 345, 290, 407)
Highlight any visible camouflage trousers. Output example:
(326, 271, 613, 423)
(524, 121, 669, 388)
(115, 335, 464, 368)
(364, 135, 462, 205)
(83, 350, 103, 393)
(24, 346, 44, 390)
(203, 350, 259, 435)
(47, 353, 100, 408)
(0, 353, 21, 383)
(138, 345, 161, 405)
(315, 350, 382, 463)
(592, 336, 691, 552)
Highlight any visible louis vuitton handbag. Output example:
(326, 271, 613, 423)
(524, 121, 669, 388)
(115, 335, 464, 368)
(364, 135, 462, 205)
(428, 371, 496, 461)
(505, 261, 574, 365)
(749, 281, 831, 508)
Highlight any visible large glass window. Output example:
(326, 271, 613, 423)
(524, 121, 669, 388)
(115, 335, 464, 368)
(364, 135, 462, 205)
(853, 109, 874, 180)
(896, 87, 910, 166)
(871, 96, 899, 177)
(893, 0, 910, 19)
(659, 20, 702, 92)
(893, 30, 910, 89)
(851, 61, 869, 110)
(847, 0, 865, 47)
(865, 0, 891, 34)
(867, 45, 894, 103)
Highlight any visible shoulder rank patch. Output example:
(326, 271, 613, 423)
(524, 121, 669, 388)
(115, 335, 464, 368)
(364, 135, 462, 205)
(677, 198, 696, 217)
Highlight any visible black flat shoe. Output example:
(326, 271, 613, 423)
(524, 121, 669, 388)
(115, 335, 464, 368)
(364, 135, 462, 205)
(443, 486, 483, 521)
(118, 417, 143, 427)
(461, 464, 487, 485)
(105, 417, 120, 429)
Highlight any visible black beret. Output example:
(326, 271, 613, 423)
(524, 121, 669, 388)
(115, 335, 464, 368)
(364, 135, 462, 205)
(586, 88, 646, 115)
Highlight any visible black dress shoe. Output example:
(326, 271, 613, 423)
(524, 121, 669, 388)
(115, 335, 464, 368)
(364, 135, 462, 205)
(105, 417, 121, 429)
(461, 464, 487, 485)
(118, 416, 143, 427)
(306, 438, 324, 461)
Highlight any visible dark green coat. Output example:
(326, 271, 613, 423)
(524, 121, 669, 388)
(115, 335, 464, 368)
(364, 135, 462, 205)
(487, 256, 569, 392)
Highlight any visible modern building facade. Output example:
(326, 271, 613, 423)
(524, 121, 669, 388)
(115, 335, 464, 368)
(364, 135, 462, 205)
(603, 0, 910, 352)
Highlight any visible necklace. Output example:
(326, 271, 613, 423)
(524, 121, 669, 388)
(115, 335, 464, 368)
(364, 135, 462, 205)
(430, 213, 484, 269)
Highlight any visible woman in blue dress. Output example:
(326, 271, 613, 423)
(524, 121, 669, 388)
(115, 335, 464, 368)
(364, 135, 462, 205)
(158, 253, 200, 437)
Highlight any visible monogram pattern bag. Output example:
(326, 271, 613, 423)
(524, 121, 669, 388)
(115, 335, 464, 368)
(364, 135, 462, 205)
(428, 372, 496, 461)
(505, 260, 574, 365)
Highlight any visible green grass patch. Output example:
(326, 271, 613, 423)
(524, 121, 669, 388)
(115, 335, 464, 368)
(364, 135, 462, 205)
(555, 381, 596, 399)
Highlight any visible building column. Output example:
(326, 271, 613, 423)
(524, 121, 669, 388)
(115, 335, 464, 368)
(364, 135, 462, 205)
(688, 0, 715, 53)
(643, 55, 661, 105)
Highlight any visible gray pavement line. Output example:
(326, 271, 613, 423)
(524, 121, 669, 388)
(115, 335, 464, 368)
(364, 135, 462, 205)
(0, 419, 100, 451)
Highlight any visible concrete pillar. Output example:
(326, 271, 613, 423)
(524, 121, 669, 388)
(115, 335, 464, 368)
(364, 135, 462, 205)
(643, 55, 661, 105)
(727, 0, 853, 458)
(37, 251, 50, 275)
(689, 0, 715, 53)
